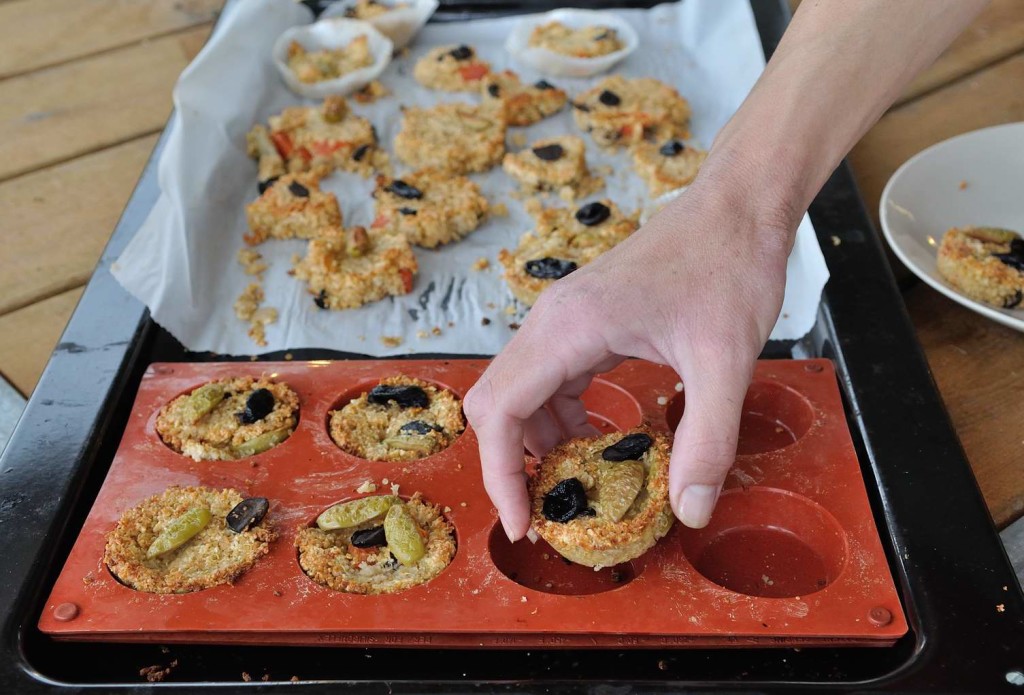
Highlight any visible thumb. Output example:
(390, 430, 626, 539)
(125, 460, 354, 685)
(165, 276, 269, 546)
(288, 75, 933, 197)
(668, 360, 752, 529)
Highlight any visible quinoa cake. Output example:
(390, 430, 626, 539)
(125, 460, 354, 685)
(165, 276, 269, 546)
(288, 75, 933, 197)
(572, 75, 691, 149)
(413, 44, 491, 92)
(480, 70, 568, 126)
(529, 428, 673, 568)
(498, 199, 638, 306)
(291, 226, 417, 310)
(244, 172, 342, 245)
(631, 138, 707, 197)
(105, 486, 276, 594)
(937, 226, 1024, 309)
(502, 135, 604, 202)
(370, 170, 489, 248)
(286, 36, 373, 84)
(296, 493, 456, 594)
(394, 102, 507, 174)
(328, 375, 465, 461)
(528, 21, 625, 58)
(156, 377, 299, 461)
(248, 96, 387, 180)
(341, 0, 409, 19)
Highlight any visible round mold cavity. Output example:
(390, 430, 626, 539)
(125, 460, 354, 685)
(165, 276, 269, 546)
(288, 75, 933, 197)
(579, 378, 644, 433)
(155, 378, 300, 460)
(665, 380, 814, 455)
(488, 522, 637, 596)
(679, 487, 847, 598)
(295, 495, 458, 594)
(325, 377, 467, 463)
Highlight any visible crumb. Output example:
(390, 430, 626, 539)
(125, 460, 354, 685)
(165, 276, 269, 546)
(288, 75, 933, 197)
(831, 235, 841, 246)
(656, 396, 668, 406)
(417, 330, 429, 339)
(273, 589, 283, 597)
(594, 164, 613, 177)
(472, 257, 491, 271)
(674, 381, 683, 392)
(381, 477, 390, 485)
(250, 460, 258, 468)
(544, 582, 552, 589)
(139, 661, 177, 683)
(447, 321, 454, 328)
(505, 305, 516, 315)
(262, 674, 271, 682)
(509, 322, 521, 330)
(657, 659, 668, 671)
(774, 426, 784, 433)
(782, 313, 789, 319)
(481, 317, 491, 326)
(492, 202, 509, 217)
(523, 198, 542, 215)
(380, 336, 403, 348)
(359, 335, 366, 341)
(237, 248, 268, 278)
(82, 572, 96, 585)
(353, 80, 390, 104)
(997, 604, 1005, 612)
(486, 302, 496, 309)
(390, 483, 400, 495)
(250, 355, 258, 361)
(762, 574, 774, 586)
(242, 672, 252, 682)
(542, 553, 549, 560)
(521, 596, 528, 603)
(443, 506, 452, 513)
(959, 180, 968, 190)
(291, 676, 300, 682)
(460, 501, 468, 507)
(530, 607, 538, 615)
(511, 132, 527, 148)
(356, 480, 377, 494)
(284, 352, 293, 361)
(160, 647, 170, 654)
(432, 326, 442, 336)
(234, 283, 264, 322)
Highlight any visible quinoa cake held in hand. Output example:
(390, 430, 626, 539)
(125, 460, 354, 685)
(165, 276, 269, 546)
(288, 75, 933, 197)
(937, 226, 1024, 309)
(244, 173, 342, 245)
(502, 135, 604, 202)
(297, 493, 455, 594)
(530, 429, 673, 568)
(394, 102, 507, 175)
(286, 36, 374, 84)
(528, 20, 625, 58)
(329, 376, 465, 461)
(292, 225, 417, 310)
(105, 486, 276, 593)
(248, 96, 387, 180)
(499, 199, 638, 306)
(371, 170, 489, 248)
(156, 376, 299, 461)
(480, 71, 567, 126)
(631, 138, 707, 197)
(413, 44, 490, 92)
(572, 75, 691, 149)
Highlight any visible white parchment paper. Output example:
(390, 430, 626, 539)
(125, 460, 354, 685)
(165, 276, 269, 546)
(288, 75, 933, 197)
(112, 0, 829, 356)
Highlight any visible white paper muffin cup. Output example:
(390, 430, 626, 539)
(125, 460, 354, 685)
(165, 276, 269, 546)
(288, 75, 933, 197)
(505, 8, 638, 78)
(273, 18, 393, 98)
(322, 0, 439, 50)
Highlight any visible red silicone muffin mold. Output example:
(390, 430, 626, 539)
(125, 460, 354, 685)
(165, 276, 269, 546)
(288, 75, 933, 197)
(38, 359, 907, 648)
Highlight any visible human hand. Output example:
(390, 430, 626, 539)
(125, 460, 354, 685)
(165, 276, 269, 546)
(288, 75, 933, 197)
(464, 171, 798, 541)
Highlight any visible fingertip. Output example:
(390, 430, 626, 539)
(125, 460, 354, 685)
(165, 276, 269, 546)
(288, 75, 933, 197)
(674, 483, 720, 529)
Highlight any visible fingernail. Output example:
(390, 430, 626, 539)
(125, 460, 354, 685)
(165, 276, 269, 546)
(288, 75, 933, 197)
(501, 516, 518, 543)
(678, 485, 719, 529)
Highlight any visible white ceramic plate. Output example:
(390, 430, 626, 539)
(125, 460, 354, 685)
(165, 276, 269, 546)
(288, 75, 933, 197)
(505, 8, 638, 78)
(321, 0, 438, 50)
(879, 122, 1024, 333)
(272, 18, 392, 98)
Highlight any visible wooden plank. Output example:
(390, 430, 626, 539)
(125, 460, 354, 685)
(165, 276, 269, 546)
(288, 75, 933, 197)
(0, 135, 159, 316)
(0, 0, 221, 79)
(0, 288, 83, 397)
(904, 285, 1024, 529)
(899, 0, 1024, 104)
(0, 25, 211, 181)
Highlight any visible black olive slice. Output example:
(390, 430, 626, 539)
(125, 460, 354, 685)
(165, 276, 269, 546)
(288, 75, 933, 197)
(368, 384, 429, 409)
(258, 176, 279, 195)
(398, 207, 418, 216)
(542, 478, 593, 523)
(487, 83, 501, 97)
(350, 525, 387, 548)
(532, 144, 565, 161)
(602, 433, 653, 462)
(659, 140, 686, 157)
(598, 90, 621, 106)
(524, 257, 578, 280)
(288, 181, 310, 197)
(353, 144, 371, 161)
(385, 180, 424, 200)
(534, 79, 555, 90)
(1004, 290, 1023, 309)
(238, 388, 275, 424)
(448, 45, 473, 60)
(314, 289, 328, 309)
(226, 497, 269, 533)
(575, 201, 611, 227)
(399, 420, 441, 435)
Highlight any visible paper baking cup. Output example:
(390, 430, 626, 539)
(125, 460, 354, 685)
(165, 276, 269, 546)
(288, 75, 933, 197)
(273, 19, 393, 98)
(505, 8, 638, 78)
(322, 0, 439, 50)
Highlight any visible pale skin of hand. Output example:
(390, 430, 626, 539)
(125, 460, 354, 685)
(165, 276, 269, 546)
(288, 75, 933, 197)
(465, 0, 990, 541)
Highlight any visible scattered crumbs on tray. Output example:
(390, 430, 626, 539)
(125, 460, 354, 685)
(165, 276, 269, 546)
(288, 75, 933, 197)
(432, 326, 442, 336)
(390, 482, 400, 495)
(140, 661, 178, 683)
(486, 302, 496, 310)
(504, 305, 516, 315)
(521, 595, 528, 603)
(284, 352, 293, 360)
(473, 257, 491, 271)
(234, 282, 278, 347)
(492, 202, 509, 217)
(353, 80, 390, 104)
(380, 335, 403, 348)
(782, 312, 790, 319)
(509, 322, 520, 330)
(237, 248, 267, 278)
(481, 317, 491, 326)
(460, 501, 467, 507)
(958, 180, 968, 190)
(291, 676, 300, 683)
(831, 235, 841, 246)
(997, 603, 1005, 613)
(356, 480, 377, 494)
(416, 329, 429, 339)
(443, 505, 452, 513)
(657, 659, 668, 671)
(242, 672, 252, 682)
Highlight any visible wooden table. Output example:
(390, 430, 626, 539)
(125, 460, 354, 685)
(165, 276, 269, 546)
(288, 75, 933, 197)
(1, 1, 1021, 528)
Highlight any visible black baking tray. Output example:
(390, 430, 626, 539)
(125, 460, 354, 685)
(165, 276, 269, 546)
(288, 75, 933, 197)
(1, 0, 1021, 691)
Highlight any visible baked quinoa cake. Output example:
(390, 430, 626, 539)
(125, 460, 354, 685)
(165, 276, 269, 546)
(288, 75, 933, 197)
(631, 138, 707, 197)
(248, 96, 387, 180)
(528, 21, 625, 58)
(244, 173, 342, 245)
(297, 493, 455, 594)
(413, 44, 490, 92)
(105, 486, 275, 593)
(480, 71, 567, 126)
(329, 376, 465, 461)
(394, 102, 506, 174)
(937, 226, 1024, 309)
(286, 36, 373, 84)
(572, 76, 691, 149)
(291, 226, 417, 310)
(499, 199, 638, 306)
(156, 376, 299, 461)
(371, 170, 489, 248)
(529, 429, 673, 568)
(502, 135, 604, 202)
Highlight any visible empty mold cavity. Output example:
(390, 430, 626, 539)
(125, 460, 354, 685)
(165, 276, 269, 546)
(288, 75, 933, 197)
(488, 522, 637, 595)
(665, 380, 814, 455)
(579, 378, 644, 433)
(679, 487, 847, 598)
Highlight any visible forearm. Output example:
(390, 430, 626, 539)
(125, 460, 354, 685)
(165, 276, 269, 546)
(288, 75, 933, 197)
(699, 0, 988, 236)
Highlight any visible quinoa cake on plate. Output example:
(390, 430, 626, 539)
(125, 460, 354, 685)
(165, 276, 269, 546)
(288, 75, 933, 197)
(937, 226, 1024, 309)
